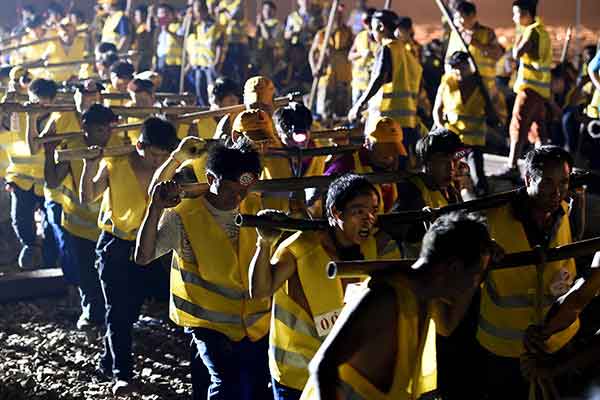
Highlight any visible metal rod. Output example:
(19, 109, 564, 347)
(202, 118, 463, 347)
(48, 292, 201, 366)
(265, 145, 361, 158)
(235, 214, 329, 231)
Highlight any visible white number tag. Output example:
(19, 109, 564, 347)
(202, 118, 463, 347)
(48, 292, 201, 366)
(314, 309, 341, 337)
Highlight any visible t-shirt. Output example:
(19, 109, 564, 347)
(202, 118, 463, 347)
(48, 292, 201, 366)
(590, 52, 600, 74)
(153, 197, 240, 262)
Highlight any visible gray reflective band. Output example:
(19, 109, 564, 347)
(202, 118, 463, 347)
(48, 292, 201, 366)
(521, 78, 551, 89)
(63, 212, 99, 230)
(174, 265, 249, 300)
(337, 381, 366, 400)
(485, 278, 554, 308)
(381, 240, 399, 256)
(273, 304, 321, 340)
(172, 294, 243, 325)
(246, 310, 270, 327)
(523, 63, 551, 73)
(270, 345, 311, 370)
(382, 91, 418, 99)
(10, 156, 44, 165)
(8, 173, 44, 186)
(478, 61, 497, 69)
(478, 315, 524, 341)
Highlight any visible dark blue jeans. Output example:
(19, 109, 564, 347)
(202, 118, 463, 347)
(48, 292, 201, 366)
(65, 233, 105, 325)
(10, 185, 58, 267)
(45, 200, 75, 283)
(272, 378, 302, 400)
(190, 327, 271, 400)
(187, 66, 217, 107)
(157, 56, 181, 94)
(96, 231, 168, 380)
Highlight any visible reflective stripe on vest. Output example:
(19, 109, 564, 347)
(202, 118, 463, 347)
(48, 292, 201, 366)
(99, 209, 138, 240)
(478, 314, 524, 341)
(172, 263, 249, 301)
(382, 91, 418, 100)
(270, 345, 311, 370)
(485, 275, 554, 308)
(63, 211, 101, 231)
(172, 294, 243, 325)
(273, 303, 322, 340)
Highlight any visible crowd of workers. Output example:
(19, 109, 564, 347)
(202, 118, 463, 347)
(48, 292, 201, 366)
(0, 0, 600, 399)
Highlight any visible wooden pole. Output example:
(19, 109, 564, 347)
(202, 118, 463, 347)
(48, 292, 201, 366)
(54, 144, 136, 162)
(384, 0, 393, 9)
(235, 214, 329, 231)
(0, 28, 87, 53)
(560, 26, 573, 65)
(434, 0, 502, 128)
(308, 0, 340, 110)
(179, 12, 193, 95)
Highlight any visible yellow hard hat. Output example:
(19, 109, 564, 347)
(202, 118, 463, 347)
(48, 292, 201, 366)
(365, 117, 407, 156)
(243, 76, 275, 107)
(232, 109, 276, 142)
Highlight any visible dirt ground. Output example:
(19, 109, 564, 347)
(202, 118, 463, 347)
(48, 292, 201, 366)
(0, 296, 192, 399)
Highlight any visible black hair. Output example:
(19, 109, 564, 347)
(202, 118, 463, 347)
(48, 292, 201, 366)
(273, 102, 313, 134)
(25, 15, 44, 29)
(447, 50, 470, 67)
(110, 61, 135, 79)
(96, 42, 118, 55)
(396, 16, 413, 31)
(48, 2, 64, 16)
(212, 77, 241, 103)
(206, 137, 262, 181)
(139, 117, 178, 152)
(456, 1, 476, 16)
(372, 9, 399, 33)
(135, 4, 148, 17)
(69, 9, 84, 22)
(128, 78, 154, 94)
(82, 103, 118, 126)
(512, 0, 537, 18)
(524, 145, 573, 179)
(114, 0, 127, 11)
(262, 1, 276, 10)
(157, 3, 175, 14)
(22, 5, 36, 14)
(420, 211, 492, 268)
(362, 7, 376, 24)
(100, 52, 120, 69)
(325, 174, 380, 220)
(416, 128, 464, 163)
(28, 78, 57, 99)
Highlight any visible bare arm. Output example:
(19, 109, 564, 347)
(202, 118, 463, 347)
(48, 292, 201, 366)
(43, 141, 70, 189)
(79, 154, 108, 203)
(308, 33, 322, 74)
(589, 64, 600, 93)
(135, 180, 181, 265)
(249, 244, 297, 299)
(432, 83, 445, 128)
(309, 284, 397, 400)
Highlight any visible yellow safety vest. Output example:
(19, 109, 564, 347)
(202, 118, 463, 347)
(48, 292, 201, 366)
(478, 202, 579, 358)
(44, 36, 87, 82)
(101, 11, 125, 46)
(187, 22, 224, 68)
(98, 155, 148, 241)
(439, 74, 487, 147)
(195, 117, 218, 139)
(3, 112, 45, 195)
(46, 112, 101, 241)
(270, 230, 377, 390)
(585, 88, 600, 118)
(225, 20, 248, 45)
(18, 32, 48, 78)
(0, 146, 9, 178)
(316, 27, 353, 87)
(162, 23, 183, 66)
(351, 30, 378, 92)
(446, 24, 497, 90)
(170, 193, 271, 341)
(260, 143, 327, 213)
(103, 84, 127, 107)
(368, 39, 423, 129)
(513, 19, 552, 99)
(216, 0, 241, 27)
(301, 279, 437, 400)
(408, 174, 449, 209)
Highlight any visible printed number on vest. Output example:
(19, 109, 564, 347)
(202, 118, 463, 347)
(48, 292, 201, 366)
(314, 309, 341, 337)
